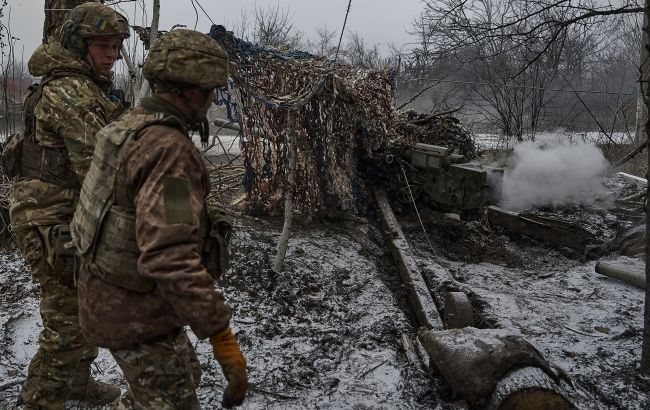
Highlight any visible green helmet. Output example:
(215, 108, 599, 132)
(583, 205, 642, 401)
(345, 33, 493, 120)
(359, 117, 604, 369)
(61, 2, 130, 58)
(143, 29, 229, 89)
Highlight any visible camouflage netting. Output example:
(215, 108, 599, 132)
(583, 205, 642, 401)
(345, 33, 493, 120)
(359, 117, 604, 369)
(210, 25, 474, 216)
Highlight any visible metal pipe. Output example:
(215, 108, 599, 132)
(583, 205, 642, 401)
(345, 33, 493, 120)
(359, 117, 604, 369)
(595, 261, 646, 289)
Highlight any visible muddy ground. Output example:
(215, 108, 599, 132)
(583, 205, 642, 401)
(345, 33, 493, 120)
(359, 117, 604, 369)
(0, 174, 648, 409)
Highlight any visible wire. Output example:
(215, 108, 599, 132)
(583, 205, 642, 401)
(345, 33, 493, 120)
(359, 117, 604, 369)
(334, 0, 352, 64)
(400, 164, 436, 256)
(189, 0, 199, 30)
(192, 0, 216, 26)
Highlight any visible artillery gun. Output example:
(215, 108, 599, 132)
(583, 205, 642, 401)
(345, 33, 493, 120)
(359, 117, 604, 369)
(369, 142, 504, 216)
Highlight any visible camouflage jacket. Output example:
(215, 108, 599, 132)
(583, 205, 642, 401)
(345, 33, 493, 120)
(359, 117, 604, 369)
(77, 102, 231, 349)
(10, 41, 123, 232)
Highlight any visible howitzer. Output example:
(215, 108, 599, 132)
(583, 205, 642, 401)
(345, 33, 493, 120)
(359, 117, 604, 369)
(366, 142, 504, 214)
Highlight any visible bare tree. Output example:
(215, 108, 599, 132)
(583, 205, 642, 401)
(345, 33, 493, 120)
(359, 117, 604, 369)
(136, 0, 159, 101)
(307, 26, 337, 59)
(239, 3, 303, 50)
(0, 0, 21, 139)
(412, 0, 612, 138)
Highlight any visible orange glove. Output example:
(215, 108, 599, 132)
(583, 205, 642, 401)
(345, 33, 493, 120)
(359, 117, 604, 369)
(209, 327, 248, 408)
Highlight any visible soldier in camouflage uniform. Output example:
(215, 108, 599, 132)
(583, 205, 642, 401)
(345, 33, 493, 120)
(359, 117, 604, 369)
(70, 29, 248, 409)
(8, 3, 129, 409)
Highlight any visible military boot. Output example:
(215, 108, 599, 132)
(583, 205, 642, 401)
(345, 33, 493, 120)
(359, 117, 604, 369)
(69, 377, 121, 405)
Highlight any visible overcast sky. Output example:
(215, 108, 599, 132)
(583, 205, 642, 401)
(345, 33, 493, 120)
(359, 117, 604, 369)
(9, 0, 424, 65)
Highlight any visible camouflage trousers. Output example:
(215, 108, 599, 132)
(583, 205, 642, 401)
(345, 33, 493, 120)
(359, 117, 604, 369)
(16, 225, 99, 410)
(110, 329, 202, 409)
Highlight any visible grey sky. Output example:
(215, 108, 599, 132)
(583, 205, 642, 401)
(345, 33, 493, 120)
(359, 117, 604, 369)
(9, 0, 424, 64)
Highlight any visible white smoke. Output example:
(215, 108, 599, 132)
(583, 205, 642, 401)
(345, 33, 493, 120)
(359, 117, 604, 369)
(500, 141, 611, 210)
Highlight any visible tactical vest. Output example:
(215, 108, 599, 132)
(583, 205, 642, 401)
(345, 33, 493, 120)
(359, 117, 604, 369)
(70, 111, 232, 292)
(1, 71, 114, 189)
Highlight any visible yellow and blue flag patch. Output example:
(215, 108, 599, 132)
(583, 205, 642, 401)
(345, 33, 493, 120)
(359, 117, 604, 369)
(96, 18, 108, 31)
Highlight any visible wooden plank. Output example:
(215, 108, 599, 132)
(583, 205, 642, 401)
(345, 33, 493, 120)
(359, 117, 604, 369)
(374, 189, 444, 330)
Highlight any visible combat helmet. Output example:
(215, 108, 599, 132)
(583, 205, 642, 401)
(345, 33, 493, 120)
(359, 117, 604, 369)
(142, 29, 229, 90)
(61, 2, 130, 58)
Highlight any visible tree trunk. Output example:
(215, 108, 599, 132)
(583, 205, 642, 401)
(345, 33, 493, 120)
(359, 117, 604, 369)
(643, 0, 650, 373)
(273, 110, 297, 273)
(637, 11, 650, 145)
(43, 0, 101, 43)
(137, 0, 160, 101)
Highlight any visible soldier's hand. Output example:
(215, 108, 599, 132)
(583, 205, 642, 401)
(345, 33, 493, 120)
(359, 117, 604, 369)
(209, 327, 248, 408)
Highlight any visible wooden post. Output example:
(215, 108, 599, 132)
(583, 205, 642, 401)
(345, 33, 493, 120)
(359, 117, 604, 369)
(643, 0, 650, 373)
(121, 45, 137, 104)
(137, 0, 160, 101)
(273, 110, 297, 273)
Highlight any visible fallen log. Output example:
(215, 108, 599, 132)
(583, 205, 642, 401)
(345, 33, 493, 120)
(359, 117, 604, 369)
(595, 261, 646, 289)
(374, 189, 444, 330)
(418, 327, 573, 409)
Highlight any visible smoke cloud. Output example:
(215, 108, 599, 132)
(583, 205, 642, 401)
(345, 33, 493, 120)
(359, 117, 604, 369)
(500, 141, 610, 210)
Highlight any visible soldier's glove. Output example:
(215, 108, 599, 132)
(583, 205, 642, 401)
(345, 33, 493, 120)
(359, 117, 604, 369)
(209, 327, 248, 408)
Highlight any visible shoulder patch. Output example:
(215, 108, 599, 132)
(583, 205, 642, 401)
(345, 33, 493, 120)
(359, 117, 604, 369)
(163, 176, 193, 225)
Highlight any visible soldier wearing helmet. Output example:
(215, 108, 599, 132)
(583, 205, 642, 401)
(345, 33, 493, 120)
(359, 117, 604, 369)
(8, 2, 129, 408)
(70, 29, 248, 408)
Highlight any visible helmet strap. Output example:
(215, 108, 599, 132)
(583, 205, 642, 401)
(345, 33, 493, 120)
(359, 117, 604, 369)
(174, 87, 211, 145)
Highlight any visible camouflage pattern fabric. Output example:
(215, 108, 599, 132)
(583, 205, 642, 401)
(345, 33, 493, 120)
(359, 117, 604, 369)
(15, 226, 98, 409)
(10, 39, 122, 409)
(111, 329, 202, 410)
(75, 103, 231, 350)
(10, 40, 122, 232)
(143, 29, 228, 89)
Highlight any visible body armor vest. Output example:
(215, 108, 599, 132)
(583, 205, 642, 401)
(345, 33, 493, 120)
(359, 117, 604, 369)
(1, 71, 116, 189)
(70, 110, 232, 292)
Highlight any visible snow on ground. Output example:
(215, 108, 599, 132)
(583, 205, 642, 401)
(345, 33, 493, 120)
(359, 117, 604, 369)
(0, 220, 436, 409)
(1, 170, 649, 409)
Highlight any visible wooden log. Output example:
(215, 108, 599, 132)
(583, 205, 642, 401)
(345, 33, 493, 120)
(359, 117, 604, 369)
(616, 191, 646, 204)
(595, 261, 646, 289)
(273, 111, 297, 273)
(374, 189, 444, 330)
(486, 206, 593, 251)
(399, 334, 424, 371)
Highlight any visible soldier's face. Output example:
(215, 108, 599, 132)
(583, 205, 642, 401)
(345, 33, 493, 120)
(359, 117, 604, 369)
(86, 36, 122, 77)
(185, 88, 216, 118)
